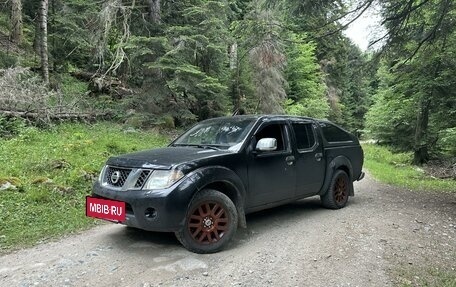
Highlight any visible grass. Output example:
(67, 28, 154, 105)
(396, 267, 456, 287)
(0, 122, 169, 252)
(362, 144, 455, 192)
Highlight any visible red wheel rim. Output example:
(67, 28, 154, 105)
(187, 201, 229, 244)
(334, 176, 348, 204)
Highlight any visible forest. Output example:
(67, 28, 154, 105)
(0, 0, 455, 165)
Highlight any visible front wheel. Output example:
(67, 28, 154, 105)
(321, 170, 350, 209)
(175, 189, 238, 254)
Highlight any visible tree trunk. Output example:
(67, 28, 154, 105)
(229, 43, 238, 70)
(39, 0, 49, 84)
(413, 97, 431, 165)
(147, 0, 161, 24)
(10, 0, 23, 44)
(230, 42, 242, 113)
(33, 13, 41, 56)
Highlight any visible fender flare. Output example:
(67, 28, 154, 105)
(183, 166, 247, 228)
(319, 156, 355, 196)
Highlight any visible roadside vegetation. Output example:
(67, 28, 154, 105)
(396, 267, 456, 287)
(363, 144, 455, 193)
(2, 129, 453, 253)
(0, 121, 168, 252)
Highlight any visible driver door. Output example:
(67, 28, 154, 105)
(247, 123, 296, 207)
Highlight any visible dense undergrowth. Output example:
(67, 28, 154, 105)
(0, 122, 168, 252)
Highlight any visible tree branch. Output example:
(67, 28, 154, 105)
(317, 0, 374, 39)
(382, 0, 430, 24)
(399, 0, 451, 65)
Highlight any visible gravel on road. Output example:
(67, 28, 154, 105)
(0, 174, 455, 287)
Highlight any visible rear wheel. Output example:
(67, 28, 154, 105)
(175, 189, 238, 254)
(321, 170, 350, 209)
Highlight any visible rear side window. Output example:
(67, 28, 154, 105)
(292, 123, 316, 150)
(320, 122, 352, 142)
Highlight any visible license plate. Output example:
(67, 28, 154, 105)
(86, 196, 126, 222)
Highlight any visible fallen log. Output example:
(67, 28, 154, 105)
(0, 110, 111, 121)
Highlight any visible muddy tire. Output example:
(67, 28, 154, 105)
(321, 170, 350, 209)
(175, 189, 238, 254)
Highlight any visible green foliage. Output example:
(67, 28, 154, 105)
(0, 0, 374, 130)
(0, 51, 18, 68)
(0, 11, 9, 33)
(437, 127, 456, 156)
(0, 116, 27, 138)
(285, 0, 367, 125)
(231, 1, 288, 114)
(122, 0, 232, 122)
(48, 0, 99, 71)
(0, 122, 169, 251)
(285, 34, 328, 118)
(366, 0, 456, 162)
(285, 98, 329, 119)
(363, 144, 455, 192)
(60, 73, 89, 98)
(365, 64, 417, 149)
(338, 45, 374, 134)
(366, 33, 456, 156)
(396, 267, 456, 287)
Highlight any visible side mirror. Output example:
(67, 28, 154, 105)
(256, 138, 277, 152)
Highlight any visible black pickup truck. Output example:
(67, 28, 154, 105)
(88, 115, 364, 253)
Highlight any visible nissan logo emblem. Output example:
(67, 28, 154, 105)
(111, 171, 121, 184)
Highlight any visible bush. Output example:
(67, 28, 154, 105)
(0, 51, 17, 68)
(364, 90, 416, 150)
(0, 116, 26, 138)
(437, 127, 456, 156)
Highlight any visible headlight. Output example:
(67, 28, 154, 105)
(98, 165, 107, 183)
(143, 170, 184, 190)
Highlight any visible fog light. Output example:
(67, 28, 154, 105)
(145, 208, 157, 219)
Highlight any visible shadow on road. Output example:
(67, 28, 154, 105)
(103, 195, 348, 254)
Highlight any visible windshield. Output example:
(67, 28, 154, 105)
(173, 117, 256, 151)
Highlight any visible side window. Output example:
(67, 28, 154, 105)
(292, 123, 316, 150)
(320, 122, 352, 142)
(255, 124, 287, 152)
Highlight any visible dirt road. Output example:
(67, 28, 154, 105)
(1, 174, 455, 287)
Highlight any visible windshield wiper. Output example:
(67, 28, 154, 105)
(200, 145, 222, 151)
(172, 144, 222, 150)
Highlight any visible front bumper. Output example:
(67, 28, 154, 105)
(92, 178, 196, 232)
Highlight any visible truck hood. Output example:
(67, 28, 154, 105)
(106, 147, 231, 170)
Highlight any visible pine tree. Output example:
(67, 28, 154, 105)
(234, 1, 287, 114)
(285, 33, 328, 118)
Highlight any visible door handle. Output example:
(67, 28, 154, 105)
(315, 153, 323, 161)
(286, 155, 295, 165)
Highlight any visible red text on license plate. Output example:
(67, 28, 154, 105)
(86, 196, 126, 222)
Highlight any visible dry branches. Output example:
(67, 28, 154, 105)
(0, 67, 104, 122)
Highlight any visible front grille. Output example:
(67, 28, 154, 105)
(135, 170, 151, 188)
(105, 166, 131, 187)
(102, 166, 152, 189)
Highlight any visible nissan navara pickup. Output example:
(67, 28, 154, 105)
(87, 115, 364, 253)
